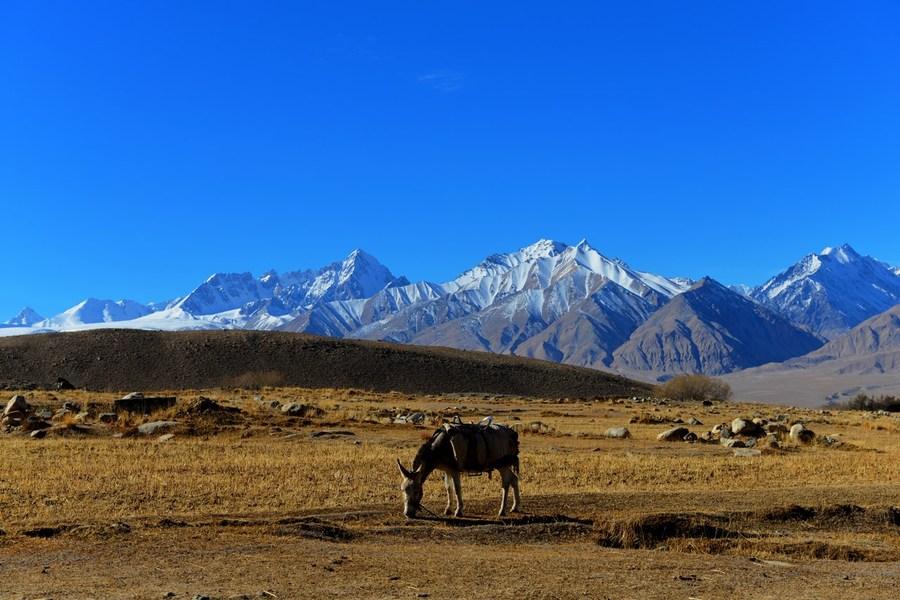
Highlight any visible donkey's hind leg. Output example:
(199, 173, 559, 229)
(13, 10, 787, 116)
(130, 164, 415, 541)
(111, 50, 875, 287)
(443, 472, 454, 516)
(510, 468, 522, 513)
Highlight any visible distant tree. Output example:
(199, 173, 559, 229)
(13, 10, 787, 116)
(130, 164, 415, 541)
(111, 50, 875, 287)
(654, 374, 732, 402)
(844, 393, 900, 412)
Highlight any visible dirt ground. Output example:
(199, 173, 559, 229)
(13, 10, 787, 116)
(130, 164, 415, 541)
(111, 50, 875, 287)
(1, 387, 899, 599)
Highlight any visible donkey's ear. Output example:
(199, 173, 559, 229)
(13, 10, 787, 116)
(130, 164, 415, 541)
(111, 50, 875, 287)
(397, 459, 412, 478)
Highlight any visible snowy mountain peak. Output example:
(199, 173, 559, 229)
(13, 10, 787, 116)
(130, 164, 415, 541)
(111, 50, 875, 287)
(4, 307, 44, 327)
(38, 298, 152, 328)
(820, 243, 860, 264)
(753, 243, 900, 339)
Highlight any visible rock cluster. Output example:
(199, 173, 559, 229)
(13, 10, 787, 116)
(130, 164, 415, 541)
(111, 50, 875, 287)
(655, 414, 816, 449)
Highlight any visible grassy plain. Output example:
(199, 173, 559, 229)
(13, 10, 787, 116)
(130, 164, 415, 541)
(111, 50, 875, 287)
(1, 387, 899, 599)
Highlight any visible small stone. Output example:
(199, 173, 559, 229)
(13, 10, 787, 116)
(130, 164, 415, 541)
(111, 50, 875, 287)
(657, 426, 689, 442)
(604, 426, 631, 439)
(137, 421, 179, 435)
(157, 433, 175, 443)
(688, 417, 703, 426)
(30, 429, 47, 439)
(720, 438, 746, 448)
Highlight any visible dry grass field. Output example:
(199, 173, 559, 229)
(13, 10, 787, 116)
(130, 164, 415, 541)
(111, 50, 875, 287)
(1, 386, 899, 599)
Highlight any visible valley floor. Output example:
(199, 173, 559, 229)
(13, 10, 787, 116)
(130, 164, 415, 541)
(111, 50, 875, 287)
(1, 388, 899, 599)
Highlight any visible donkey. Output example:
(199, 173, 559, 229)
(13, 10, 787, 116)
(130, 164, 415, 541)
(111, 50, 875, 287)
(396, 423, 521, 518)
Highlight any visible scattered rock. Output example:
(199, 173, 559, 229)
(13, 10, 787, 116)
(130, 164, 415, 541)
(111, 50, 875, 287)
(4, 395, 30, 417)
(157, 433, 175, 443)
(184, 396, 242, 416)
(688, 417, 703, 426)
(115, 394, 176, 415)
(765, 434, 780, 449)
(683, 431, 698, 442)
(731, 418, 765, 438)
(281, 403, 324, 418)
(137, 421, 179, 435)
(657, 427, 689, 442)
(55, 377, 76, 390)
(30, 429, 47, 439)
(604, 426, 631, 439)
(720, 438, 746, 448)
(789, 423, 816, 445)
(62, 401, 82, 412)
(99, 412, 118, 423)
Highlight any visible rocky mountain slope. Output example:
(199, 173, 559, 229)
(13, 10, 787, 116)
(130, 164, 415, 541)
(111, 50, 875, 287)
(611, 278, 824, 376)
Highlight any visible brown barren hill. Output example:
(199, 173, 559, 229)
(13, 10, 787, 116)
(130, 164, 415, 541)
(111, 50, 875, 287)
(0, 329, 650, 397)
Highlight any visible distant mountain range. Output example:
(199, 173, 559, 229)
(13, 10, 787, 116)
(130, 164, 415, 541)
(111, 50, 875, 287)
(4, 240, 899, 399)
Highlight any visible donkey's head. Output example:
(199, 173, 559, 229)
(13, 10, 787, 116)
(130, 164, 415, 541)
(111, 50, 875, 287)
(396, 459, 424, 518)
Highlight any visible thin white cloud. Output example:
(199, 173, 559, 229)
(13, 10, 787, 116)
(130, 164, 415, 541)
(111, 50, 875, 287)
(418, 70, 463, 93)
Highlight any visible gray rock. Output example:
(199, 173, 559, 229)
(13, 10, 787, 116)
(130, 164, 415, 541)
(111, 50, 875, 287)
(137, 421, 179, 435)
(732, 418, 765, 437)
(688, 417, 703, 426)
(4, 395, 30, 417)
(789, 423, 816, 444)
(733, 448, 762, 457)
(281, 403, 323, 418)
(657, 427, 690, 442)
(157, 433, 175, 443)
(604, 426, 631, 439)
(683, 431, 698, 442)
(30, 429, 47, 439)
(720, 437, 746, 448)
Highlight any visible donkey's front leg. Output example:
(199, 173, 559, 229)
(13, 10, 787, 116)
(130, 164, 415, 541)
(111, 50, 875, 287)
(443, 472, 454, 516)
(451, 472, 464, 517)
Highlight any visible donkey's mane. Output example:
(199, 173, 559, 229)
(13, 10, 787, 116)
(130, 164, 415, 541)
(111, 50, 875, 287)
(412, 428, 443, 470)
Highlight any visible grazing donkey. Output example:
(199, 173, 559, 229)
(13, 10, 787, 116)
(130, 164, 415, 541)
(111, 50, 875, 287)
(396, 422, 521, 518)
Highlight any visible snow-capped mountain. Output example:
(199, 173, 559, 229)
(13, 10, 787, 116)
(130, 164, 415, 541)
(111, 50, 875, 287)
(37, 299, 153, 329)
(284, 239, 689, 367)
(5, 239, 898, 381)
(3, 307, 44, 327)
(752, 244, 900, 339)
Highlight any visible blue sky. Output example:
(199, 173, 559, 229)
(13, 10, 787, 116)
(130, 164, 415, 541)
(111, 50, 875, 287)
(2, 1, 899, 318)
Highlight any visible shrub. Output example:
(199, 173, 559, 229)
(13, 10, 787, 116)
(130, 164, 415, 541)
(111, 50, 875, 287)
(654, 374, 732, 402)
(843, 393, 900, 412)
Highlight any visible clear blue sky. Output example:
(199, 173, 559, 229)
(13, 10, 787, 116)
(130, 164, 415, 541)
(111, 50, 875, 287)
(2, 1, 899, 318)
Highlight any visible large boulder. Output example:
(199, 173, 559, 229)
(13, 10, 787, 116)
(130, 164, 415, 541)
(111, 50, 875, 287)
(731, 418, 765, 438)
(789, 423, 816, 445)
(657, 427, 690, 442)
(605, 427, 631, 439)
(4, 395, 30, 417)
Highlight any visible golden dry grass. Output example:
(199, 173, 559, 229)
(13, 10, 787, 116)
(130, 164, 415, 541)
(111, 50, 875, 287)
(2, 387, 900, 598)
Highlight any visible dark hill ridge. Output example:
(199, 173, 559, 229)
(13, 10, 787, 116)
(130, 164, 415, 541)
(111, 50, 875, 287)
(0, 329, 650, 398)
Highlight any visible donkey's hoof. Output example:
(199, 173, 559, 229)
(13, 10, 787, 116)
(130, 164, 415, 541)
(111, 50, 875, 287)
(453, 510, 464, 518)
(444, 508, 452, 516)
